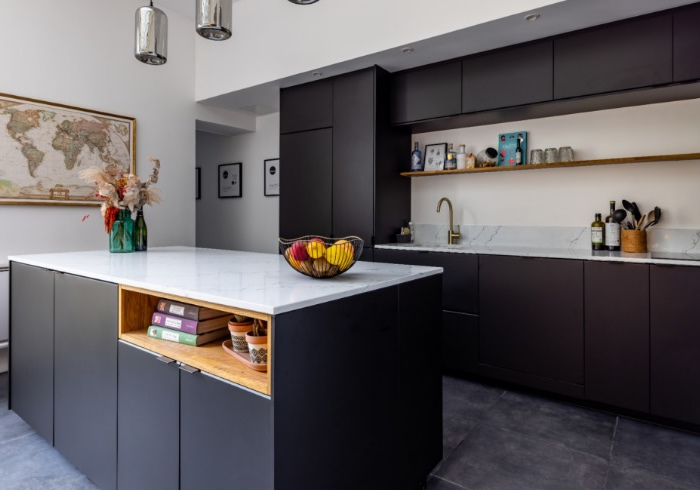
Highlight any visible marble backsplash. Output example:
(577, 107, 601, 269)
(410, 224, 700, 254)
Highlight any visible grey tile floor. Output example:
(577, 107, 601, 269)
(2, 371, 700, 490)
(428, 376, 700, 490)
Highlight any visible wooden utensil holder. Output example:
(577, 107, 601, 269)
(621, 229, 647, 253)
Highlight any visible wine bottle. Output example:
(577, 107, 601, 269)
(410, 142, 423, 171)
(445, 144, 457, 170)
(515, 137, 523, 165)
(591, 213, 604, 251)
(605, 200, 621, 251)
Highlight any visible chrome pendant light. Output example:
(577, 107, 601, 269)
(196, 0, 232, 41)
(135, 1, 168, 65)
(288, 0, 320, 4)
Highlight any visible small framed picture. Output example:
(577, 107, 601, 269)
(424, 143, 447, 171)
(264, 158, 280, 196)
(195, 167, 201, 200)
(218, 162, 242, 198)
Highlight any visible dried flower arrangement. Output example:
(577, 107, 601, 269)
(79, 157, 162, 233)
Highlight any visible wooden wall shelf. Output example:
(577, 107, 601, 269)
(119, 285, 272, 395)
(400, 152, 700, 177)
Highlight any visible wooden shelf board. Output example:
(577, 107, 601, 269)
(121, 330, 270, 395)
(400, 152, 700, 177)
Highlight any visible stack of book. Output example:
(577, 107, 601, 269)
(147, 298, 229, 346)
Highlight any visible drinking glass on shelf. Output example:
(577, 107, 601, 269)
(559, 146, 574, 162)
(530, 149, 544, 164)
(544, 148, 559, 163)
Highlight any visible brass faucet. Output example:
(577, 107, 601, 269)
(436, 197, 461, 245)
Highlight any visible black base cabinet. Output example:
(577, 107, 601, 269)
(479, 255, 584, 397)
(374, 249, 479, 374)
(584, 262, 649, 412)
(650, 264, 700, 426)
(9, 263, 55, 444)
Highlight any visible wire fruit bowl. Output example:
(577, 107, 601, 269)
(279, 236, 364, 278)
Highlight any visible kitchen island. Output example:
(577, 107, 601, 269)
(9, 247, 443, 490)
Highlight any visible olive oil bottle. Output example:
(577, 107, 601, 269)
(591, 213, 604, 250)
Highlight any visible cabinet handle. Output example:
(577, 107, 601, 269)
(156, 355, 175, 364)
(178, 363, 200, 374)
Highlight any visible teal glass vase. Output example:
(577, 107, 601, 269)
(134, 209, 148, 252)
(109, 209, 134, 253)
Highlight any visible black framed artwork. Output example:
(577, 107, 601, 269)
(264, 158, 279, 196)
(218, 162, 242, 198)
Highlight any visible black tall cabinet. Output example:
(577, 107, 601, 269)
(280, 66, 410, 253)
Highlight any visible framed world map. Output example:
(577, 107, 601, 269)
(0, 93, 135, 205)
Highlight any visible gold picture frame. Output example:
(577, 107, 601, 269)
(0, 92, 136, 206)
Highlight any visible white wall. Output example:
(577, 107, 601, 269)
(196, 113, 280, 253)
(411, 98, 700, 230)
(0, 0, 197, 264)
(195, 0, 561, 100)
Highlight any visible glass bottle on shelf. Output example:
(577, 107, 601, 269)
(411, 142, 423, 171)
(444, 144, 457, 170)
(456, 144, 467, 170)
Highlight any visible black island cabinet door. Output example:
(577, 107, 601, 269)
(180, 371, 273, 490)
(54, 273, 118, 490)
(584, 261, 649, 413)
(9, 262, 55, 444)
(650, 264, 700, 426)
(118, 342, 179, 490)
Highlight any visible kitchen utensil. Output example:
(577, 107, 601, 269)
(621, 200, 641, 228)
(643, 207, 661, 229)
(613, 209, 627, 223)
(631, 202, 642, 223)
(636, 215, 646, 230)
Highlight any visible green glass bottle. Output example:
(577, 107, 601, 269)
(591, 213, 604, 251)
(135, 209, 148, 252)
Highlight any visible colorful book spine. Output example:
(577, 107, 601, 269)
(151, 312, 229, 334)
(147, 325, 227, 346)
(156, 298, 221, 321)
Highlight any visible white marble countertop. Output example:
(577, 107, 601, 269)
(376, 242, 700, 266)
(8, 247, 441, 315)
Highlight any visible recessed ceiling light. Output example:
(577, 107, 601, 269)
(401, 47, 414, 54)
(524, 13, 540, 21)
(312, 71, 323, 77)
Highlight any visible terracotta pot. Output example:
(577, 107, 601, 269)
(245, 331, 268, 368)
(228, 319, 253, 352)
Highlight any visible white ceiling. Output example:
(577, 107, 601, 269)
(158, 0, 700, 115)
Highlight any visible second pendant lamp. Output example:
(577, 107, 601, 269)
(196, 0, 232, 41)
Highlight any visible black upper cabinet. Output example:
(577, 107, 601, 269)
(280, 78, 333, 134)
(554, 14, 673, 99)
(280, 66, 410, 245)
(479, 255, 584, 389)
(279, 128, 333, 239)
(462, 40, 553, 113)
(584, 262, 649, 413)
(333, 70, 374, 243)
(650, 265, 700, 426)
(673, 4, 700, 82)
(390, 61, 462, 125)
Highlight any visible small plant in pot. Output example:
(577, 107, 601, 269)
(228, 314, 254, 353)
(245, 319, 268, 368)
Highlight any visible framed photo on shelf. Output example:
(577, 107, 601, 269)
(423, 143, 447, 171)
(264, 158, 279, 196)
(218, 162, 242, 198)
(195, 167, 201, 200)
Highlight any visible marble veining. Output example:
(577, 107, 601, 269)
(381, 224, 700, 266)
(8, 247, 441, 315)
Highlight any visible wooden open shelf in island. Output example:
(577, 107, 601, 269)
(400, 152, 700, 177)
(118, 285, 272, 396)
